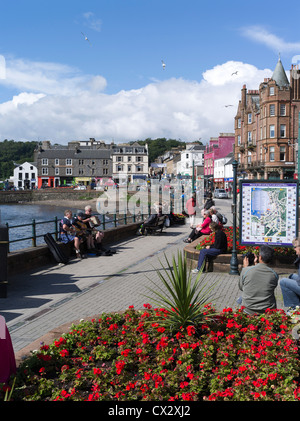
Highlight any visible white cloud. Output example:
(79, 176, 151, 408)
(1, 57, 107, 95)
(83, 11, 102, 32)
(242, 25, 300, 53)
(0, 59, 274, 143)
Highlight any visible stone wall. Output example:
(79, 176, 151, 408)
(0, 189, 102, 204)
(7, 222, 141, 277)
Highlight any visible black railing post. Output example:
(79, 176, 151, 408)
(0, 225, 9, 298)
(32, 219, 36, 247)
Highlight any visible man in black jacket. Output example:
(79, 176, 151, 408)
(192, 221, 227, 273)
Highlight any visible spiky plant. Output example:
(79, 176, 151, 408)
(144, 251, 219, 332)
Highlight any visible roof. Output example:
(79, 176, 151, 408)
(37, 148, 111, 159)
(272, 57, 289, 87)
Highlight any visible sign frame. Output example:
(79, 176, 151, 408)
(239, 179, 299, 247)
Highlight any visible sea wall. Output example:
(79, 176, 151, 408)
(7, 222, 141, 277)
(0, 189, 101, 204)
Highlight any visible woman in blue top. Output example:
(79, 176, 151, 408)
(60, 209, 82, 259)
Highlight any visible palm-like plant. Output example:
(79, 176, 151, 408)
(145, 251, 219, 332)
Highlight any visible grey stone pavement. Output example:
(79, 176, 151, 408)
(0, 221, 287, 356)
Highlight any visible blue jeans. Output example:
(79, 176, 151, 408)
(197, 248, 222, 270)
(280, 274, 300, 309)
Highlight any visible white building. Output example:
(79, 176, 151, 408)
(112, 142, 149, 184)
(213, 152, 234, 190)
(13, 161, 38, 189)
(177, 144, 205, 176)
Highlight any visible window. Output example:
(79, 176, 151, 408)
(18, 173, 22, 180)
(248, 113, 252, 124)
(103, 168, 108, 175)
(42, 158, 48, 165)
(280, 104, 286, 116)
(55, 168, 59, 175)
(270, 146, 275, 161)
(127, 156, 131, 162)
(280, 146, 286, 161)
(269, 87, 275, 95)
(269, 104, 275, 116)
(128, 165, 131, 171)
(136, 156, 143, 162)
(66, 159, 72, 165)
(55, 159, 59, 166)
(136, 165, 143, 172)
(247, 131, 252, 143)
(237, 135, 241, 145)
(280, 124, 286, 137)
(79, 159, 84, 165)
(269, 125, 275, 138)
(117, 165, 123, 172)
(66, 168, 72, 175)
(247, 151, 252, 164)
(186, 154, 189, 158)
(103, 159, 108, 165)
(31, 173, 35, 179)
(117, 156, 123, 162)
(25, 173, 29, 179)
(42, 168, 48, 175)
(238, 118, 241, 128)
(237, 153, 241, 163)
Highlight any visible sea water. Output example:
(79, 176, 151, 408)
(0, 203, 112, 251)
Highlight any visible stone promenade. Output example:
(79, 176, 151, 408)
(0, 222, 287, 363)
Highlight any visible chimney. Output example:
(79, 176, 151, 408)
(241, 84, 247, 108)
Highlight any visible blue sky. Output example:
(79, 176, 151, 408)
(0, 0, 299, 144)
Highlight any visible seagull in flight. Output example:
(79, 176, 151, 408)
(225, 105, 233, 107)
(231, 71, 238, 76)
(161, 60, 166, 70)
(81, 32, 91, 45)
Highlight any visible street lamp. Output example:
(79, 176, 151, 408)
(229, 159, 239, 275)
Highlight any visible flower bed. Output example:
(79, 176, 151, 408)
(196, 227, 297, 259)
(2, 304, 300, 401)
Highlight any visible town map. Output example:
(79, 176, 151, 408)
(240, 182, 298, 246)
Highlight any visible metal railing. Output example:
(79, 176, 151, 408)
(5, 208, 150, 252)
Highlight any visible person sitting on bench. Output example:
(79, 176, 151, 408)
(60, 209, 82, 259)
(184, 210, 212, 243)
(140, 204, 161, 235)
(192, 221, 227, 273)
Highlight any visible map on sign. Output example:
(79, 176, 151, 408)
(240, 181, 298, 246)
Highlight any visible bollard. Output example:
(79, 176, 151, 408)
(0, 225, 8, 298)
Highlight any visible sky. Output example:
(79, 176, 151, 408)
(0, 0, 300, 145)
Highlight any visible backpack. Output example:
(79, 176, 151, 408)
(216, 212, 227, 225)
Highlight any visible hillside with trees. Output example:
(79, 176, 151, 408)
(0, 139, 37, 180)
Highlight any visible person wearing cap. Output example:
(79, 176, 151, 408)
(72, 212, 95, 253)
(83, 205, 105, 250)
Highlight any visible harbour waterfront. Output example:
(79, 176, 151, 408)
(0, 203, 112, 251)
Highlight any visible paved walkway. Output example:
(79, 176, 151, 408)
(0, 222, 285, 360)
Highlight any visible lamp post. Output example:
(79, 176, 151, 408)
(229, 159, 239, 275)
(192, 159, 195, 193)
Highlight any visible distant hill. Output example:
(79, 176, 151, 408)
(0, 139, 37, 180)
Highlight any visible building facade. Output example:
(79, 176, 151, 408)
(12, 161, 38, 189)
(234, 58, 300, 180)
(111, 142, 149, 184)
(35, 139, 113, 188)
(203, 133, 235, 190)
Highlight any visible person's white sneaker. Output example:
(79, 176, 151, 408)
(192, 268, 199, 273)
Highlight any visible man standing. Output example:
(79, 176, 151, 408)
(238, 245, 279, 315)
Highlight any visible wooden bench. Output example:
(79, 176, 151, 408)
(145, 215, 167, 235)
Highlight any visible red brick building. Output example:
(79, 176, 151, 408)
(234, 58, 300, 180)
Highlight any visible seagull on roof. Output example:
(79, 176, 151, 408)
(231, 71, 238, 76)
(81, 32, 91, 45)
(161, 60, 166, 70)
